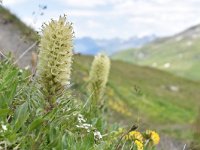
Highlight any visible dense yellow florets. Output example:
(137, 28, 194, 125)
(135, 140, 143, 150)
(125, 131, 143, 142)
(119, 128, 160, 149)
(146, 130, 160, 145)
(36, 15, 74, 97)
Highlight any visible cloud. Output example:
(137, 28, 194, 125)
(58, 0, 127, 8)
(44, 0, 200, 38)
(3, 0, 200, 39)
(110, 0, 200, 37)
(87, 20, 101, 28)
(59, 0, 106, 8)
(3, 0, 26, 6)
(68, 10, 102, 17)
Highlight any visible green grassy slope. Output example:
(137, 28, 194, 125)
(72, 55, 200, 141)
(112, 25, 200, 81)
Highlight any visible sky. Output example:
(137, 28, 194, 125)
(2, 0, 200, 39)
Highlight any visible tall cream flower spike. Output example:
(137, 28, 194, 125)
(36, 15, 74, 98)
(89, 53, 110, 106)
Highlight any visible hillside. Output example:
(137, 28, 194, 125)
(72, 55, 200, 145)
(1, 6, 200, 149)
(112, 24, 200, 81)
(0, 6, 38, 67)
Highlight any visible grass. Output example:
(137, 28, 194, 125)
(0, 55, 163, 150)
(72, 55, 200, 141)
(112, 26, 200, 81)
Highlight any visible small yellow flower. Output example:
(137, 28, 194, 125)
(125, 131, 143, 142)
(135, 140, 143, 150)
(146, 130, 160, 145)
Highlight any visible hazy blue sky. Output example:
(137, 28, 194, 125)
(2, 0, 200, 39)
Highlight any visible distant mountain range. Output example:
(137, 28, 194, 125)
(112, 24, 200, 81)
(74, 35, 156, 55)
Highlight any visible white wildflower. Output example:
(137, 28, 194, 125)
(82, 123, 92, 129)
(1, 125, 7, 131)
(76, 123, 93, 132)
(77, 114, 86, 123)
(94, 130, 102, 141)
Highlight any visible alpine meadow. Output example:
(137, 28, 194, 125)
(0, 2, 200, 150)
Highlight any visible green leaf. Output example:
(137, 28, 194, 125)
(0, 69, 18, 91)
(6, 80, 18, 106)
(81, 132, 94, 149)
(0, 67, 18, 108)
(61, 134, 68, 149)
(0, 108, 10, 117)
(47, 135, 60, 148)
(28, 118, 44, 132)
(13, 102, 29, 132)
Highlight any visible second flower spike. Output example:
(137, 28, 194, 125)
(89, 53, 110, 107)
